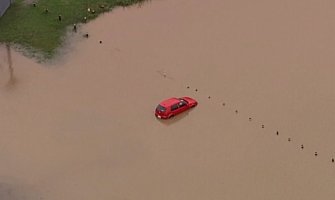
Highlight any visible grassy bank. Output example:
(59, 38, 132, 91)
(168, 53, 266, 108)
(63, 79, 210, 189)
(0, 0, 147, 59)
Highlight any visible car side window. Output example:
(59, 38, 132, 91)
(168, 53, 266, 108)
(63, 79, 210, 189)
(179, 100, 187, 107)
(171, 104, 179, 111)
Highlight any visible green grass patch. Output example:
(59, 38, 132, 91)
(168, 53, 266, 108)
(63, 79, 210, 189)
(0, 0, 147, 59)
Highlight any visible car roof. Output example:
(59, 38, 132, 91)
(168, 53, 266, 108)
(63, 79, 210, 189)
(159, 98, 180, 107)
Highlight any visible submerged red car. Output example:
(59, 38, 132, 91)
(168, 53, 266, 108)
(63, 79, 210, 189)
(155, 97, 198, 119)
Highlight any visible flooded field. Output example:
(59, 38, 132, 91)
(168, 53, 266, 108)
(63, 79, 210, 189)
(1, 0, 335, 199)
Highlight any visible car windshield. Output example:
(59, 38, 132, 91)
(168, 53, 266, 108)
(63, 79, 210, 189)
(156, 104, 166, 112)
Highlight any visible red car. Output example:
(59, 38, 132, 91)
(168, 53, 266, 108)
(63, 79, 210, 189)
(155, 97, 198, 119)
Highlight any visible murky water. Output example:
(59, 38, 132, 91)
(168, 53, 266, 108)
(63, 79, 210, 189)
(1, 0, 335, 199)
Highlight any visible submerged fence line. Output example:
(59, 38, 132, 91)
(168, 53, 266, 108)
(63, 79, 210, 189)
(158, 72, 335, 166)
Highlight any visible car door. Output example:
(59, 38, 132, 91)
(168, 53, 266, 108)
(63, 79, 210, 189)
(171, 100, 189, 116)
(170, 103, 180, 115)
(177, 100, 188, 113)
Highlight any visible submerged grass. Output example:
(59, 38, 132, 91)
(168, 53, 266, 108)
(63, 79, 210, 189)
(0, 0, 147, 59)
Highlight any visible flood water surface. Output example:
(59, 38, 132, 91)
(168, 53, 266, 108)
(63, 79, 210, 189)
(1, 0, 335, 199)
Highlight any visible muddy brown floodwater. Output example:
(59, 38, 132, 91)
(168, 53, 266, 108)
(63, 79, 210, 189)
(1, 0, 335, 199)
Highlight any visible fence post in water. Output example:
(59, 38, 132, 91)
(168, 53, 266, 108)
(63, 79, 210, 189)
(6, 43, 14, 84)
